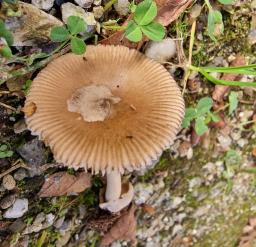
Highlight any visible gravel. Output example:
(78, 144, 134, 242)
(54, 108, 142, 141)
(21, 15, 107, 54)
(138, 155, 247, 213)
(3, 198, 28, 219)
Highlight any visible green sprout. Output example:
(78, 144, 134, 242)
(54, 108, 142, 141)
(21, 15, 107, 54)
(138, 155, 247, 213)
(204, 0, 234, 42)
(0, 144, 13, 158)
(50, 16, 88, 55)
(182, 97, 220, 136)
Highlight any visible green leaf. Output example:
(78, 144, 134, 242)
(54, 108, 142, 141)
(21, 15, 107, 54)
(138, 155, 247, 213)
(209, 112, 220, 122)
(217, 0, 233, 4)
(125, 20, 142, 42)
(207, 10, 224, 42)
(0, 20, 14, 46)
(228, 91, 238, 115)
(134, 0, 157, 26)
(224, 150, 241, 166)
(22, 79, 33, 95)
(196, 97, 213, 115)
(67, 16, 87, 35)
(70, 37, 86, 55)
(141, 22, 165, 41)
(50, 26, 70, 42)
(0, 145, 7, 151)
(182, 108, 197, 128)
(129, 0, 137, 13)
(0, 150, 13, 158)
(0, 46, 12, 58)
(195, 116, 208, 136)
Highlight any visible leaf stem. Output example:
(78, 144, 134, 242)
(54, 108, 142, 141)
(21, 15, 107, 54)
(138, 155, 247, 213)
(204, 0, 213, 10)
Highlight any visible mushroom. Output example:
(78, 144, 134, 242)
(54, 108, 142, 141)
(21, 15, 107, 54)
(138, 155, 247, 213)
(24, 45, 184, 213)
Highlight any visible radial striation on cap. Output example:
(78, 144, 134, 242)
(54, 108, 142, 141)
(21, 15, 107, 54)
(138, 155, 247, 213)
(25, 45, 185, 174)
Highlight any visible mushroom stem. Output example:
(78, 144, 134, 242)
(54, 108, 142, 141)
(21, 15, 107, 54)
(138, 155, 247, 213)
(105, 170, 121, 202)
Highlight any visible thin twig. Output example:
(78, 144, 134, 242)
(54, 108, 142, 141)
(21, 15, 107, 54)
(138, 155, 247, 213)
(0, 160, 29, 179)
(0, 91, 10, 94)
(0, 102, 16, 111)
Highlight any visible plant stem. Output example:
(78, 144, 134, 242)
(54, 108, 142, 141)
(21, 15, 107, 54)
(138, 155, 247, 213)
(204, 0, 212, 10)
(182, 20, 196, 95)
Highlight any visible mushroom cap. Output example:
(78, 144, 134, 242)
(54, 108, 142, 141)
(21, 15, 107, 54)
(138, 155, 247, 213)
(25, 45, 184, 174)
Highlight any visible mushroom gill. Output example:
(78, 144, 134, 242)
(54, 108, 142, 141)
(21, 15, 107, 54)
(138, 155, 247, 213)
(24, 45, 185, 212)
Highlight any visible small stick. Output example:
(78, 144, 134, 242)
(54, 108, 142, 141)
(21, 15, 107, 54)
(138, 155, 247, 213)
(0, 91, 10, 94)
(0, 160, 29, 179)
(0, 102, 16, 111)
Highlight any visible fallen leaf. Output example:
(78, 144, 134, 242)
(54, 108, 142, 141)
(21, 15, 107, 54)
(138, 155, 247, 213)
(22, 102, 37, 117)
(252, 147, 256, 157)
(38, 171, 91, 197)
(238, 217, 256, 247)
(156, 0, 193, 26)
(141, 203, 156, 215)
(212, 55, 246, 103)
(100, 26, 145, 49)
(99, 204, 137, 247)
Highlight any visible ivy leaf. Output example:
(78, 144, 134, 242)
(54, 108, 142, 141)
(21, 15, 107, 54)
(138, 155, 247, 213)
(125, 20, 142, 42)
(0, 46, 12, 58)
(217, 0, 233, 4)
(134, 0, 157, 26)
(50, 26, 70, 42)
(196, 97, 213, 115)
(195, 116, 208, 136)
(228, 91, 238, 115)
(67, 16, 87, 35)
(182, 108, 197, 128)
(70, 37, 86, 55)
(141, 22, 165, 41)
(207, 10, 224, 42)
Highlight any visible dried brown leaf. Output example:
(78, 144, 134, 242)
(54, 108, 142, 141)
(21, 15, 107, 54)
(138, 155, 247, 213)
(156, 0, 193, 26)
(141, 203, 156, 215)
(212, 55, 246, 102)
(238, 217, 256, 247)
(22, 102, 37, 117)
(38, 171, 91, 197)
(99, 204, 137, 247)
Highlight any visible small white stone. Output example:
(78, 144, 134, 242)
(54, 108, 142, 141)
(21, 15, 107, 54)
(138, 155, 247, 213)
(93, 6, 104, 19)
(74, 0, 94, 8)
(93, 0, 102, 5)
(114, 0, 130, 16)
(2, 174, 16, 191)
(32, 0, 55, 11)
(3, 198, 28, 219)
(171, 197, 184, 209)
(145, 38, 176, 62)
(172, 224, 183, 236)
(61, 2, 96, 28)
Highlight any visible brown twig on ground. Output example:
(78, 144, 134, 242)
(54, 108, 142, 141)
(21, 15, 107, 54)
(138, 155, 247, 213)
(0, 102, 17, 111)
(0, 159, 30, 179)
